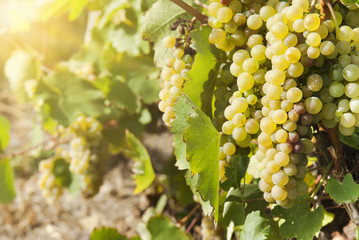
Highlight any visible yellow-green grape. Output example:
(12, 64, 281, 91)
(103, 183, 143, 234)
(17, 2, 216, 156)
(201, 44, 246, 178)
(287, 62, 304, 77)
(306, 32, 321, 47)
(223, 142, 236, 155)
(293, 18, 305, 32)
(285, 47, 301, 63)
(37, 158, 63, 201)
(237, 72, 255, 91)
(265, 69, 286, 85)
(210, 29, 227, 44)
(292, 0, 309, 12)
(304, 97, 322, 114)
(266, 84, 283, 100)
(259, 179, 273, 192)
(270, 21, 288, 39)
(245, 118, 260, 134)
(343, 64, 359, 82)
(217, 7, 233, 23)
(272, 170, 289, 187)
(247, 34, 263, 48)
(251, 45, 267, 62)
(222, 120, 235, 134)
(232, 126, 247, 142)
(258, 132, 273, 147)
(307, 74, 323, 92)
(304, 14, 320, 31)
(242, 58, 259, 73)
(259, 5, 276, 21)
(247, 14, 263, 30)
(208, 2, 222, 17)
(233, 113, 247, 127)
(307, 46, 320, 59)
(350, 99, 359, 113)
(286, 87, 303, 103)
(162, 36, 176, 49)
(233, 49, 250, 65)
(285, 5, 303, 21)
(260, 117, 277, 134)
(274, 151, 290, 166)
(272, 109, 288, 124)
(340, 112, 356, 128)
(173, 48, 184, 58)
(271, 185, 287, 201)
(338, 26, 353, 42)
(275, 129, 288, 143)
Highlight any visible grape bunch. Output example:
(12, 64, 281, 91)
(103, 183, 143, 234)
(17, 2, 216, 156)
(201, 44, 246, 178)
(204, 0, 359, 208)
(37, 158, 63, 202)
(158, 34, 195, 126)
(38, 115, 107, 200)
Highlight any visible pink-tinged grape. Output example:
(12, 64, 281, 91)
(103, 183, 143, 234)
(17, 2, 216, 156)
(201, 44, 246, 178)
(271, 185, 288, 201)
(274, 151, 290, 166)
(272, 170, 289, 187)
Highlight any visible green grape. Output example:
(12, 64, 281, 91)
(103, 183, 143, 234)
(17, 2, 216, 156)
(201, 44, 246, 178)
(287, 62, 304, 77)
(339, 124, 355, 136)
(217, 7, 233, 23)
(304, 97, 322, 114)
(336, 41, 352, 55)
(329, 64, 344, 81)
(338, 55, 352, 68)
(321, 103, 337, 120)
(274, 151, 290, 166)
(272, 170, 289, 187)
(223, 142, 236, 155)
(271, 185, 288, 201)
(350, 99, 359, 113)
(338, 25, 353, 42)
(271, 21, 289, 39)
(242, 58, 259, 73)
(237, 72, 255, 91)
(307, 74, 323, 92)
(293, 18, 305, 32)
(210, 29, 227, 44)
(247, 14, 263, 30)
(259, 5, 276, 21)
(304, 14, 320, 31)
(329, 82, 345, 98)
(208, 2, 222, 17)
(343, 64, 359, 82)
(306, 32, 321, 47)
(345, 83, 359, 98)
(285, 47, 301, 63)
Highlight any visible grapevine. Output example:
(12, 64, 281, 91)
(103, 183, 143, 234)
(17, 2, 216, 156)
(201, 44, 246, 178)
(1, 0, 359, 239)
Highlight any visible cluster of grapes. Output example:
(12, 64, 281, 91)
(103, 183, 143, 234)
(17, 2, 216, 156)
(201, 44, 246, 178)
(38, 116, 106, 200)
(206, 0, 359, 207)
(158, 34, 195, 126)
(200, 216, 222, 240)
(74, 63, 96, 82)
(37, 158, 63, 202)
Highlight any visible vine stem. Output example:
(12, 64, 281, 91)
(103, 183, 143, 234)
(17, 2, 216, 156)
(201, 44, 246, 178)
(185, 212, 200, 233)
(170, 0, 208, 24)
(179, 204, 201, 224)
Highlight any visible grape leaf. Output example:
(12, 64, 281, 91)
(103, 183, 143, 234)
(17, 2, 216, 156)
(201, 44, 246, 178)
(0, 115, 10, 151)
(339, 130, 359, 149)
(90, 227, 127, 240)
(240, 211, 270, 240)
(125, 131, 155, 194)
(0, 159, 16, 204)
(220, 154, 250, 191)
(183, 95, 220, 220)
(147, 216, 190, 240)
(325, 174, 359, 203)
(272, 203, 324, 240)
(184, 26, 221, 117)
(69, 0, 90, 20)
(52, 158, 72, 187)
(171, 95, 195, 170)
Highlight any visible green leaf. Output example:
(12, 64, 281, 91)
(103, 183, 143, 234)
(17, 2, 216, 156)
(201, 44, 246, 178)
(240, 211, 270, 240)
(38, 0, 72, 21)
(90, 227, 127, 240)
(183, 96, 220, 220)
(339, 130, 359, 149)
(36, 71, 106, 126)
(147, 216, 190, 240)
(125, 131, 155, 194)
(0, 115, 11, 151)
(221, 155, 250, 191)
(171, 95, 195, 170)
(52, 158, 72, 188)
(325, 174, 359, 203)
(272, 203, 324, 240)
(0, 159, 16, 204)
(106, 79, 140, 114)
(183, 26, 221, 117)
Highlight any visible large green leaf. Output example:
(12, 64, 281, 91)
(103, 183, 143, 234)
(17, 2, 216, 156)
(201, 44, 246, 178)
(240, 211, 270, 240)
(183, 96, 220, 220)
(125, 131, 155, 194)
(183, 27, 220, 117)
(325, 174, 359, 203)
(220, 154, 250, 191)
(272, 203, 324, 240)
(147, 216, 190, 240)
(171, 96, 194, 170)
(36, 71, 106, 126)
(339, 130, 359, 149)
(0, 159, 16, 204)
(0, 115, 10, 151)
(90, 227, 127, 240)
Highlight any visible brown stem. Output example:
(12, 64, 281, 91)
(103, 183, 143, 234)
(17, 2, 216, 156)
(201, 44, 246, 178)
(170, 0, 208, 24)
(185, 213, 200, 233)
(310, 0, 317, 12)
(326, 127, 345, 173)
(179, 204, 201, 224)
